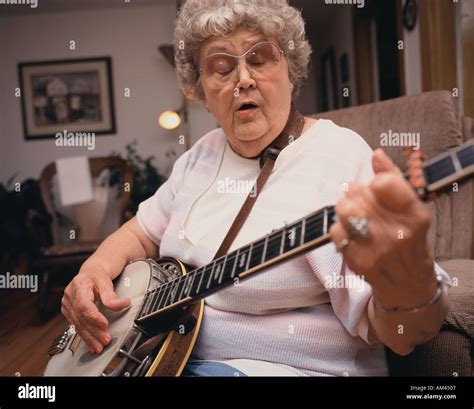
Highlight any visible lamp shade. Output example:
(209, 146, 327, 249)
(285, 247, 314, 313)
(159, 110, 181, 130)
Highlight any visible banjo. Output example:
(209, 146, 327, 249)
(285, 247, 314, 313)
(44, 139, 474, 377)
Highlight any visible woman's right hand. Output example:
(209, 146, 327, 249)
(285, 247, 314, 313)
(61, 266, 131, 354)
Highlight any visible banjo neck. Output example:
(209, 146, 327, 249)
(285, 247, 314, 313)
(135, 139, 474, 327)
(135, 205, 335, 325)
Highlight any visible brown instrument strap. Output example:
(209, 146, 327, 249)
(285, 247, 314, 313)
(212, 105, 305, 260)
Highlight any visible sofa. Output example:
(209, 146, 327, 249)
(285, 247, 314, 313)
(312, 91, 473, 376)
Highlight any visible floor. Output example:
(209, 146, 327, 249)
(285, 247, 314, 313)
(0, 288, 67, 376)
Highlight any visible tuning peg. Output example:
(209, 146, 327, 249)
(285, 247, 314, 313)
(404, 146, 427, 198)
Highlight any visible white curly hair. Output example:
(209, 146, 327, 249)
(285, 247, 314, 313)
(174, 0, 312, 103)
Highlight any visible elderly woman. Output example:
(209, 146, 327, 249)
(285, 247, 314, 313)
(61, 0, 450, 376)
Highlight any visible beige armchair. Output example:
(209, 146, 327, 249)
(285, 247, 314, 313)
(313, 91, 473, 376)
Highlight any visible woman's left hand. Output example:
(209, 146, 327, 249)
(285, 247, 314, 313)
(329, 149, 438, 309)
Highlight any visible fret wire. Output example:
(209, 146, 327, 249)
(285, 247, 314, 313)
(196, 268, 206, 294)
(155, 282, 172, 311)
(206, 261, 217, 290)
(263, 231, 283, 261)
(450, 152, 462, 172)
(149, 285, 165, 315)
(258, 239, 266, 264)
(154, 282, 169, 312)
(162, 281, 177, 308)
(261, 235, 269, 263)
(165, 281, 177, 307)
(230, 249, 240, 278)
(186, 271, 197, 297)
(142, 288, 157, 317)
(244, 243, 253, 271)
(184, 270, 201, 297)
(218, 254, 228, 284)
(214, 256, 226, 280)
(185, 271, 197, 297)
(300, 218, 306, 245)
(247, 239, 265, 267)
(155, 281, 171, 310)
(276, 232, 283, 256)
(177, 275, 189, 302)
(279, 227, 285, 255)
(172, 278, 184, 305)
(224, 253, 238, 281)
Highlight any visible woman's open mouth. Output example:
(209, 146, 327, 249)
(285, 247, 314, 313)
(236, 103, 260, 117)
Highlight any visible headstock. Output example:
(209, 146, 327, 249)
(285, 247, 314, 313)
(403, 147, 430, 200)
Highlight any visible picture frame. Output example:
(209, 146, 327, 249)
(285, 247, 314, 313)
(18, 57, 116, 140)
(319, 47, 339, 112)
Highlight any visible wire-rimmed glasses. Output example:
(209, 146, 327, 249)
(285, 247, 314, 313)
(199, 41, 285, 89)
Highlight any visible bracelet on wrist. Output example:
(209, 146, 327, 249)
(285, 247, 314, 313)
(374, 274, 450, 314)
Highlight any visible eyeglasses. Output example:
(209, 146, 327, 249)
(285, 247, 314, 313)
(199, 41, 284, 88)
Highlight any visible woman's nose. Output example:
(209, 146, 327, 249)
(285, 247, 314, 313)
(236, 62, 256, 89)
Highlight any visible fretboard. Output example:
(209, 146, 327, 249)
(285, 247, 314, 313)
(136, 206, 335, 323)
(136, 138, 474, 325)
(423, 139, 474, 192)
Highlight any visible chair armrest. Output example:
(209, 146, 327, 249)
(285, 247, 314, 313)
(386, 258, 473, 376)
(438, 259, 474, 339)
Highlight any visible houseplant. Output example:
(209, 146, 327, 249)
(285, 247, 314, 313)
(110, 141, 172, 215)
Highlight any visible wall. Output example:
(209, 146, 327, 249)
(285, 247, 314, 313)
(460, 0, 474, 118)
(401, 0, 423, 96)
(0, 3, 216, 183)
(305, 4, 359, 111)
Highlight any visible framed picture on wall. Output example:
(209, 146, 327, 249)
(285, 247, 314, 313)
(18, 57, 116, 140)
(319, 47, 339, 112)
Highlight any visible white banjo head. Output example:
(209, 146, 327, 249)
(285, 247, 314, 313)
(44, 260, 153, 376)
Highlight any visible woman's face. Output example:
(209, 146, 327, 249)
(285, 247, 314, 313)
(197, 26, 293, 158)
